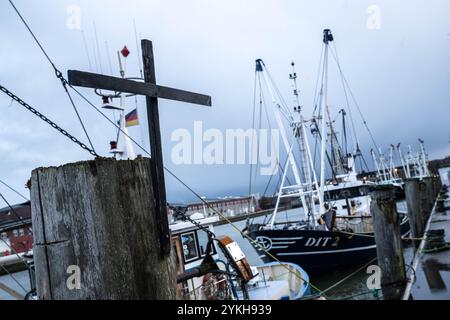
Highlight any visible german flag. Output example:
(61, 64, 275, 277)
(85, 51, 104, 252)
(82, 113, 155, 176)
(125, 108, 139, 127)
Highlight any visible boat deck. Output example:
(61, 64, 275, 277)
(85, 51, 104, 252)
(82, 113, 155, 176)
(408, 187, 450, 300)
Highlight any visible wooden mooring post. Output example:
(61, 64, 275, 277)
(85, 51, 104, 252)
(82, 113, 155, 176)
(370, 185, 406, 300)
(30, 157, 176, 299)
(405, 178, 425, 248)
(423, 177, 435, 212)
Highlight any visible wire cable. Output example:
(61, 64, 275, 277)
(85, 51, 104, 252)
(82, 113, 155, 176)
(0, 179, 28, 202)
(8, 0, 97, 155)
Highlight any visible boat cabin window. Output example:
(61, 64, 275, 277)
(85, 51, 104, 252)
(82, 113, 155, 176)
(179, 229, 217, 264)
(197, 229, 215, 257)
(181, 232, 199, 262)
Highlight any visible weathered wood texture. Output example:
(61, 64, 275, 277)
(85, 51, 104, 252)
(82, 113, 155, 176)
(405, 178, 425, 248)
(68, 70, 212, 107)
(420, 179, 432, 221)
(30, 157, 176, 300)
(370, 185, 406, 300)
(141, 39, 170, 256)
(423, 177, 435, 212)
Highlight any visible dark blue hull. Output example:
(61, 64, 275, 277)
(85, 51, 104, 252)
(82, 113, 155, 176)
(247, 218, 410, 275)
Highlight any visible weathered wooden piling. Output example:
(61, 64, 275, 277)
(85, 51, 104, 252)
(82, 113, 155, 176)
(30, 157, 176, 300)
(420, 180, 432, 221)
(432, 176, 439, 199)
(405, 178, 425, 248)
(423, 177, 435, 211)
(370, 185, 406, 300)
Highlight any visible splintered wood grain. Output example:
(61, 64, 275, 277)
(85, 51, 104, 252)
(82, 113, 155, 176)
(30, 157, 176, 300)
(370, 186, 406, 300)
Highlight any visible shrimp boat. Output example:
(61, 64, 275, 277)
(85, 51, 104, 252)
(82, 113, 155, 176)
(244, 29, 409, 274)
(370, 140, 432, 199)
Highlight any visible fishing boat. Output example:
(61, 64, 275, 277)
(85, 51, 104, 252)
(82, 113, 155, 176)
(170, 209, 311, 300)
(244, 29, 410, 274)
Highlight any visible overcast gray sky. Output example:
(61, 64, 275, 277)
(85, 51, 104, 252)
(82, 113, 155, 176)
(1, 0, 449, 205)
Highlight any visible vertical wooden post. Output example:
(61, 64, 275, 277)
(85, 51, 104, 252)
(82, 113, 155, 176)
(434, 176, 441, 198)
(405, 178, 425, 248)
(423, 177, 434, 211)
(431, 176, 437, 199)
(370, 185, 406, 300)
(30, 158, 176, 300)
(420, 179, 431, 221)
(141, 39, 171, 256)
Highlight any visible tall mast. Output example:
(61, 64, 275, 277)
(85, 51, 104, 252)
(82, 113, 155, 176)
(397, 143, 410, 179)
(290, 62, 319, 225)
(290, 63, 312, 195)
(319, 29, 333, 214)
(419, 139, 430, 177)
(256, 60, 309, 224)
(256, 60, 303, 187)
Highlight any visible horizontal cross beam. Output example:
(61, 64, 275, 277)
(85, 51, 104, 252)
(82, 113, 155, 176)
(68, 70, 212, 107)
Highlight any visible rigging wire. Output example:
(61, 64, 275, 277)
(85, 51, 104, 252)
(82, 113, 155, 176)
(91, 36, 100, 73)
(329, 42, 380, 155)
(8, 0, 97, 155)
(0, 85, 98, 157)
(80, 30, 93, 71)
(0, 263, 28, 294)
(0, 179, 28, 202)
(92, 21, 104, 75)
(0, 192, 35, 274)
(247, 69, 258, 207)
(0, 237, 33, 275)
(133, 18, 144, 78)
(60, 81, 97, 153)
(105, 41, 114, 75)
(7, 0, 56, 71)
(0, 191, 29, 229)
(312, 44, 325, 115)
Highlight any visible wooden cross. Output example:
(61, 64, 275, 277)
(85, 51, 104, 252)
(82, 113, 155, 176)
(68, 39, 212, 257)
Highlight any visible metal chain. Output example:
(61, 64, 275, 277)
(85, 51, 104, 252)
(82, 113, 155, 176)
(0, 85, 99, 157)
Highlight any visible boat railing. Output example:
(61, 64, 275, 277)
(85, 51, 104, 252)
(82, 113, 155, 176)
(178, 275, 233, 300)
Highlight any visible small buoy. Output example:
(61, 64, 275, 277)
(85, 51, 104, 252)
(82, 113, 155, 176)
(121, 46, 130, 58)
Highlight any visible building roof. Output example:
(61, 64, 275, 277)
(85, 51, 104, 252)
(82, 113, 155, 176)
(0, 201, 31, 229)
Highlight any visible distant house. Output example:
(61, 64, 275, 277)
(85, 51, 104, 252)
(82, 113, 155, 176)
(0, 201, 33, 257)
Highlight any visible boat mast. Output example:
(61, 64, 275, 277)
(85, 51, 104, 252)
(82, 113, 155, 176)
(319, 29, 333, 215)
(326, 106, 346, 176)
(255, 60, 309, 224)
(397, 143, 410, 179)
(419, 139, 430, 177)
(256, 60, 302, 187)
(290, 62, 320, 225)
(371, 149, 383, 182)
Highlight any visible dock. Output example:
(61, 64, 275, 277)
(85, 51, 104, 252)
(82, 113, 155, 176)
(404, 182, 450, 299)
